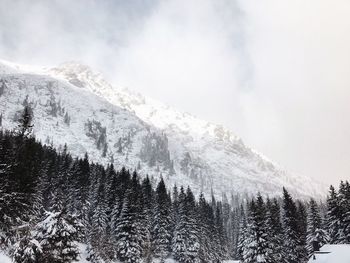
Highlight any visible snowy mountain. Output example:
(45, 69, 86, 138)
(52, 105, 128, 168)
(0, 59, 326, 199)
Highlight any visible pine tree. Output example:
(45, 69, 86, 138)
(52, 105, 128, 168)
(306, 199, 329, 256)
(296, 201, 308, 262)
(265, 198, 283, 262)
(0, 79, 5, 96)
(281, 188, 299, 263)
(115, 188, 144, 263)
(344, 181, 350, 243)
(34, 203, 82, 263)
(172, 185, 179, 228)
(17, 105, 34, 137)
(86, 244, 104, 263)
(241, 200, 256, 263)
(64, 112, 70, 126)
(215, 202, 228, 260)
(327, 185, 342, 243)
(152, 177, 172, 261)
(237, 204, 247, 261)
(172, 187, 187, 262)
(89, 171, 109, 260)
(184, 187, 200, 263)
(241, 195, 271, 263)
(172, 187, 200, 263)
(13, 225, 42, 263)
(197, 193, 211, 262)
(0, 131, 41, 246)
(338, 181, 350, 243)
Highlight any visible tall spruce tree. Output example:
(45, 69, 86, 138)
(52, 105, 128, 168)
(114, 179, 144, 263)
(172, 187, 201, 262)
(172, 187, 191, 262)
(281, 188, 299, 263)
(197, 193, 213, 262)
(237, 204, 247, 261)
(241, 195, 271, 263)
(184, 187, 200, 263)
(327, 185, 342, 243)
(306, 199, 329, 256)
(152, 177, 172, 261)
(338, 181, 350, 243)
(296, 201, 308, 262)
(265, 198, 283, 262)
(17, 105, 34, 137)
(34, 201, 82, 263)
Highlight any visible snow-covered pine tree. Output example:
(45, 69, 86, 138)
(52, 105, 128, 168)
(151, 177, 172, 262)
(68, 156, 90, 214)
(281, 188, 300, 263)
(338, 180, 350, 243)
(344, 181, 350, 243)
(231, 206, 241, 260)
(131, 171, 150, 257)
(17, 105, 34, 138)
(184, 187, 200, 263)
(306, 198, 329, 256)
(12, 220, 42, 263)
(241, 195, 271, 263)
(85, 244, 104, 263)
(172, 184, 179, 230)
(327, 185, 343, 243)
(0, 122, 41, 247)
(296, 201, 308, 262)
(265, 198, 283, 262)
(240, 200, 256, 263)
(197, 193, 212, 262)
(0, 131, 18, 245)
(34, 201, 82, 263)
(109, 167, 131, 225)
(222, 193, 233, 257)
(237, 204, 247, 261)
(91, 178, 108, 232)
(215, 202, 228, 260)
(115, 187, 144, 263)
(88, 167, 111, 261)
(172, 187, 188, 262)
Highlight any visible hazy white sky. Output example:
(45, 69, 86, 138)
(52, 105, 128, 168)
(1, 0, 350, 185)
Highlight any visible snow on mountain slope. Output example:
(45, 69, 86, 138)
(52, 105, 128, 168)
(0, 60, 327, 199)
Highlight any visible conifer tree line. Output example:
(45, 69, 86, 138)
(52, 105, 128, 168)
(0, 106, 349, 263)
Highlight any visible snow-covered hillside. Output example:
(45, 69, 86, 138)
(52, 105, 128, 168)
(0, 59, 326, 199)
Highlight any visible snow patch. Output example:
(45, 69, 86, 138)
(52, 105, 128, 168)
(308, 244, 350, 263)
(0, 251, 12, 263)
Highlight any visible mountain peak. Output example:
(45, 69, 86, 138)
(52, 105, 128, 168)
(49, 61, 106, 89)
(51, 61, 96, 75)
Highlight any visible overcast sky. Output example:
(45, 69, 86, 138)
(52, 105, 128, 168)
(1, 0, 350, 185)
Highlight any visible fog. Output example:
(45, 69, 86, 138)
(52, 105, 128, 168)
(1, 0, 350, 185)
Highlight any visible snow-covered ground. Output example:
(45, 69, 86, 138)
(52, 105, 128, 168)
(0, 251, 11, 263)
(0, 248, 240, 263)
(308, 244, 350, 263)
